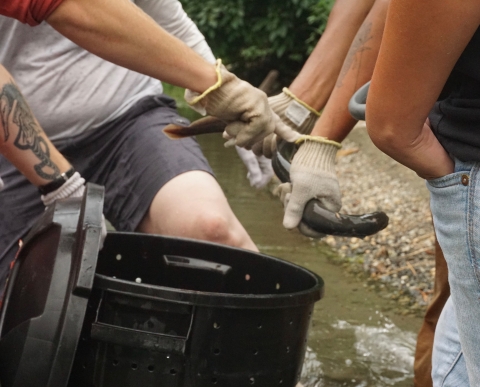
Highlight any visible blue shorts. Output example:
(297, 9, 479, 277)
(0, 95, 213, 293)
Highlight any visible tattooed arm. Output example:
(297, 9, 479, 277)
(288, 0, 376, 112)
(309, 0, 390, 141)
(0, 65, 72, 187)
(270, 0, 390, 233)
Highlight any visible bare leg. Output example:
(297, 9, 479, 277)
(289, 0, 376, 111)
(136, 170, 258, 252)
(311, 0, 390, 141)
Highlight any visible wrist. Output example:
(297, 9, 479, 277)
(293, 137, 340, 174)
(282, 88, 320, 117)
(185, 59, 223, 105)
(269, 88, 320, 135)
(418, 158, 455, 180)
(41, 171, 85, 206)
(38, 167, 76, 195)
(193, 61, 220, 94)
(288, 83, 325, 112)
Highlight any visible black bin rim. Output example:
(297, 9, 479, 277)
(93, 231, 325, 309)
(94, 271, 324, 309)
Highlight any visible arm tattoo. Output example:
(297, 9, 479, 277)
(0, 82, 60, 180)
(336, 22, 373, 88)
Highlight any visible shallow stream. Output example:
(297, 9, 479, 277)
(196, 132, 423, 387)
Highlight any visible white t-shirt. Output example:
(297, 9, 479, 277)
(0, 0, 216, 140)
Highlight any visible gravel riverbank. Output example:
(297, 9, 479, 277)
(301, 123, 435, 316)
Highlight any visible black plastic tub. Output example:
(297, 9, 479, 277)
(0, 184, 324, 387)
(0, 184, 105, 387)
(69, 232, 324, 387)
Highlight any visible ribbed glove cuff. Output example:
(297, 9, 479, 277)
(293, 138, 340, 174)
(41, 172, 85, 207)
(185, 59, 224, 106)
(269, 88, 320, 134)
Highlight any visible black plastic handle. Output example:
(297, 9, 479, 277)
(90, 322, 189, 354)
(348, 81, 370, 121)
(163, 255, 232, 275)
(272, 140, 388, 238)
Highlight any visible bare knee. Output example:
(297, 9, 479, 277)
(136, 171, 258, 251)
(193, 211, 242, 247)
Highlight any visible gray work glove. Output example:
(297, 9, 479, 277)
(185, 60, 300, 149)
(252, 88, 321, 159)
(276, 136, 342, 232)
(0, 176, 3, 192)
(41, 171, 107, 247)
(235, 146, 274, 189)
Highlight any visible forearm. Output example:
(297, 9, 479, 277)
(46, 0, 217, 93)
(366, 0, 480, 179)
(136, 0, 215, 64)
(370, 121, 454, 179)
(0, 66, 71, 187)
(289, 0, 376, 111)
(311, 0, 389, 142)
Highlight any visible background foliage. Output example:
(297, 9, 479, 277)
(181, 0, 335, 88)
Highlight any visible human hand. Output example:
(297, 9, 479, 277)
(252, 88, 321, 158)
(415, 120, 454, 180)
(185, 60, 301, 149)
(40, 170, 86, 206)
(252, 133, 277, 159)
(269, 88, 320, 135)
(40, 170, 107, 247)
(276, 136, 342, 231)
(0, 176, 3, 192)
(235, 146, 274, 189)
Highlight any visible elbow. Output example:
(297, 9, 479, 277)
(365, 110, 400, 156)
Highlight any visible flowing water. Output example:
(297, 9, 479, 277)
(195, 132, 423, 387)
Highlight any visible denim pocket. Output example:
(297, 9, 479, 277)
(426, 171, 469, 190)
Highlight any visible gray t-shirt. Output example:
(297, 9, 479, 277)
(0, 0, 215, 140)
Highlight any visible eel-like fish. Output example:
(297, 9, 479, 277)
(163, 116, 389, 238)
(272, 143, 389, 238)
(163, 116, 226, 139)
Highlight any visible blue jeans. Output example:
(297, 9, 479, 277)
(432, 297, 468, 386)
(427, 159, 480, 386)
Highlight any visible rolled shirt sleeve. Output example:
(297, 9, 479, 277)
(0, 0, 64, 26)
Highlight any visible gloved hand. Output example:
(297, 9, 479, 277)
(41, 170, 107, 247)
(40, 170, 86, 206)
(252, 88, 321, 158)
(0, 176, 4, 192)
(251, 133, 277, 159)
(276, 135, 342, 232)
(185, 60, 300, 149)
(235, 146, 274, 189)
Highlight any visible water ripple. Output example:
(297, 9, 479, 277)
(301, 316, 416, 387)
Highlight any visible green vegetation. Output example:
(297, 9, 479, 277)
(182, 0, 335, 87)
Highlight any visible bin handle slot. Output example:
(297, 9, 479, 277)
(91, 322, 189, 354)
(163, 255, 232, 275)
